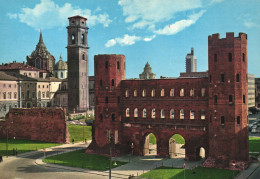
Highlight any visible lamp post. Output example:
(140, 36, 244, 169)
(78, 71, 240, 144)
(107, 130, 113, 179)
(6, 123, 8, 157)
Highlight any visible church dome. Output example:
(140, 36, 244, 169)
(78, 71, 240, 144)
(54, 55, 67, 70)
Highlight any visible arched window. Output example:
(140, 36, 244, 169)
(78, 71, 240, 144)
(236, 74, 240, 82)
(190, 110, 195, 120)
(170, 89, 174, 96)
(134, 90, 137, 97)
(151, 108, 156, 118)
(82, 54, 85, 60)
(125, 89, 129, 97)
(112, 114, 115, 121)
(126, 108, 130, 117)
(161, 89, 165, 97)
(71, 34, 75, 44)
(201, 110, 206, 120)
(81, 34, 85, 44)
(142, 89, 146, 97)
(111, 79, 114, 87)
(38, 91, 41, 99)
(61, 72, 63, 78)
(180, 88, 184, 96)
(221, 116, 225, 125)
(190, 88, 194, 97)
(143, 109, 147, 118)
(170, 109, 174, 119)
(161, 109, 165, 118)
(46, 91, 50, 98)
(201, 88, 205, 97)
(237, 116, 240, 125)
(134, 108, 138, 118)
(151, 89, 155, 97)
(180, 109, 184, 119)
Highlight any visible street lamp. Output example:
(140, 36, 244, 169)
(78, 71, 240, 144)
(6, 123, 8, 157)
(107, 130, 114, 179)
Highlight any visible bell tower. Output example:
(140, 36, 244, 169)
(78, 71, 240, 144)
(67, 15, 89, 112)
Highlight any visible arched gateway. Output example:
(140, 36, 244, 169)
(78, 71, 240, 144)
(87, 33, 249, 170)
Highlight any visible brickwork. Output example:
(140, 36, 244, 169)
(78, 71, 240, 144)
(0, 108, 69, 143)
(86, 33, 249, 170)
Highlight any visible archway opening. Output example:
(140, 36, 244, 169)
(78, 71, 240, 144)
(143, 133, 157, 156)
(169, 134, 185, 158)
(196, 147, 205, 160)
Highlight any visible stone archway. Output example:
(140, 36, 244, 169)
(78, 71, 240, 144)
(196, 146, 206, 160)
(143, 133, 157, 156)
(169, 134, 185, 158)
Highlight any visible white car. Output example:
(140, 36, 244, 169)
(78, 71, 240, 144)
(251, 125, 258, 133)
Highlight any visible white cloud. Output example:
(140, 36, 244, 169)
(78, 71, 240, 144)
(7, 0, 112, 30)
(105, 39, 117, 47)
(154, 10, 206, 35)
(106, 34, 157, 47)
(118, 0, 203, 29)
(244, 21, 258, 28)
(143, 35, 156, 42)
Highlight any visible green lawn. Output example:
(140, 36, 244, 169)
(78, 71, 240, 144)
(149, 134, 185, 145)
(44, 149, 126, 171)
(68, 125, 92, 143)
(249, 137, 260, 157)
(140, 166, 239, 179)
(0, 139, 60, 156)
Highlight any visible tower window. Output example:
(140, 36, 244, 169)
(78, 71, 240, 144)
(180, 109, 184, 119)
(180, 88, 184, 96)
(214, 95, 217, 104)
(142, 89, 146, 97)
(126, 108, 130, 117)
(117, 61, 120, 70)
(111, 79, 114, 87)
(151, 108, 156, 118)
(134, 108, 138, 118)
(161, 109, 165, 118)
(236, 74, 240, 82)
(112, 114, 115, 121)
(237, 116, 240, 125)
(190, 110, 195, 120)
(214, 54, 217, 62)
(201, 88, 205, 97)
(201, 110, 206, 120)
(81, 34, 85, 44)
(143, 108, 147, 118)
(134, 90, 137, 97)
(161, 89, 165, 97)
(170, 109, 174, 119)
(151, 89, 155, 97)
(82, 54, 85, 60)
(100, 80, 103, 87)
(170, 89, 174, 96)
(100, 114, 103, 121)
(125, 90, 129, 97)
(71, 34, 75, 44)
(221, 116, 225, 125)
(243, 95, 246, 104)
(190, 88, 194, 97)
(229, 95, 233, 103)
(221, 74, 225, 82)
(229, 53, 232, 62)
(243, 53, 245, 62)
(105, 96, 108, 103)
(105, 61, 108, 72)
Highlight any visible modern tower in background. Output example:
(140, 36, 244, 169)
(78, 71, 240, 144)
(185, 48, 197, 73)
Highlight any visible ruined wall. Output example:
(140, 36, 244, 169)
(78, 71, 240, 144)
(3, 108, 69, 143)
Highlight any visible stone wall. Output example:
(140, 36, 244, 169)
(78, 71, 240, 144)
(0, 108, 69, 143)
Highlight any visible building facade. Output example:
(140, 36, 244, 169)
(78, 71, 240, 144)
(67, 15, 89, 112)
(247, 74, 255, 108)
(87, 33, 249, 170)
(185, 48, 197, 73)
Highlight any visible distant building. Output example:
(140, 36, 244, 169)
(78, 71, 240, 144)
(185, 48, 197, 73)
(54, 55, 67, 79)
(27, 31, 56, 74)
(248, 74, 255, 108)
(139, 62, 156, 79)
(255, 78, 260, 107)
(180, 72, 208, 78)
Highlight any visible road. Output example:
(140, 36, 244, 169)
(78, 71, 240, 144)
(249, 165, 260, 179)
(0, 144, 111, 179)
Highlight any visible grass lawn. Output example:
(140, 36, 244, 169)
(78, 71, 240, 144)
(149, 134, 185, 145)
(0, 139, 60, 156)
(68, 125, 92, 143)
(140, 166, 239, 179)
(249, 137, 260, 157)
(44, 149, 127, 171)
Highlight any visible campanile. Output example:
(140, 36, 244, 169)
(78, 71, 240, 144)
(67, 15, 89, 112)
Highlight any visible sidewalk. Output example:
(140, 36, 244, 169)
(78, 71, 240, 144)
(236, 157, 260, 179)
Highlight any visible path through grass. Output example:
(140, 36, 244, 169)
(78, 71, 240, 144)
(44, 149, 126, 171)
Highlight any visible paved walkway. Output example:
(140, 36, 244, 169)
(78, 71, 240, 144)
(236, 157, 260, 179)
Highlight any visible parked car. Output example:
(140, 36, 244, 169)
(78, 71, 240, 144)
(251, 125, 258, 133)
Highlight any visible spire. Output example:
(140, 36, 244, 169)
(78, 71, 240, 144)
(39, 29, 43, 43)
(59, 53, 63, 61)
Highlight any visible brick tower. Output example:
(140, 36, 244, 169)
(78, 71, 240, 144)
(67, 16, 89, 112)
(86, 54, 125, 154)
(207, 33, 249, 169)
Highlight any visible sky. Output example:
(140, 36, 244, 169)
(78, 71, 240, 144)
(0, 0, 260, 78)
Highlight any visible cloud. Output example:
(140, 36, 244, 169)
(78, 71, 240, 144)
(105, 34, 157, 47)
(118, 0, 203, 29)
(244, 21, 258, 28)
(7, 0, 112, 30)
(143, 35, 156, 42)
(154, 10, 206, 35)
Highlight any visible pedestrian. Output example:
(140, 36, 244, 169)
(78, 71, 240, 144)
(16, 148, 18, 156)
(0, 155, 3, 162)
(72, 138, 74, 144)
(13, 148, 15, 156)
